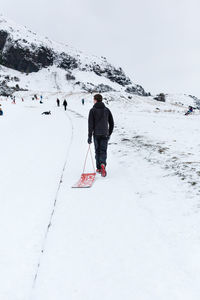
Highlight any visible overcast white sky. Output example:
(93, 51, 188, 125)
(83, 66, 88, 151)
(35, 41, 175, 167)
(1, 0, 200, 96)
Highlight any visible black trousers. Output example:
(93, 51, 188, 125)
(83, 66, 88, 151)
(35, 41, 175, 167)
(93, 135, 108, 169)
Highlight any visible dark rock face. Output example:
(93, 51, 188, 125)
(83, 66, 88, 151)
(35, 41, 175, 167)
(154, 93, 166, 102)
(75, 82, 115, 93)
(92, 64, 103, 76)
(0, 30, 8, 51)
(92, 83, 115, 93)
(0, 82, 14, 96)
(105, 67, 132, 86)
(125, 86, 137, 94)
(35, 46, 54, 68)
(189, 95, 200, 108)
(125, 84, 148, 96)
(66, 72, 76, 81)
(58, 53, 78, 70)
(0, 73, 27, 96)
(0, 33, 78, 74)
(1, 41, 54, 73)
(90, 63, 132, 87)
(0, 80, 23, 96)
(1, 44, 39, 73)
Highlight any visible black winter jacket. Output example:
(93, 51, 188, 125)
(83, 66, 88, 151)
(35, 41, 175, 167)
(88, 102, 114, 138)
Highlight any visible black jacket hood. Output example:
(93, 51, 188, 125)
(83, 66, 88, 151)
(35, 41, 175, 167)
(93, 102, 105, 109)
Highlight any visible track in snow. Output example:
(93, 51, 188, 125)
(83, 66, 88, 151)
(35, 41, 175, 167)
(31, 110, 74, 294)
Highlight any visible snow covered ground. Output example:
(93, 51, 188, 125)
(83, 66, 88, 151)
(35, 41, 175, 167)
(0, 91, 200, 300)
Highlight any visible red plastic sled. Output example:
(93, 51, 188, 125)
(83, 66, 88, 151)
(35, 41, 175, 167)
(72, 145, 96, 188)
(72, 172, 96, 188)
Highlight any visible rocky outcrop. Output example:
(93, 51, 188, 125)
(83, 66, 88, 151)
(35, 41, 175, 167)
(154, 93, 166, 102)
(84, 63, 132, 87)
(58, 52, 78, 70)
(65, 71, 76, 81)
(75, 82, 115, 93)
(189, 95, 200, 108)
(0, 32, 54, 73)
(125, 84, 150, 96)
(0, 82, 13, 96)
(0, 72, 27, 96)
(0, 80, 27, 96)
(0, 30, 8, 51)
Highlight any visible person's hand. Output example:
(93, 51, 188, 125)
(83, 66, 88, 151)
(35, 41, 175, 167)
(88, 137, 92, 144)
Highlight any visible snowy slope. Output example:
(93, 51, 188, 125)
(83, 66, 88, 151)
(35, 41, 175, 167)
(0, 90, 200, 300)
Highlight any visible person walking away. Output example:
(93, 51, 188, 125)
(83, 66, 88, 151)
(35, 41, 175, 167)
(63, 99, 68, 111)
(88, 94, 114, 177)
(57, 98, 60, 107)
(82, 98, 85, 105)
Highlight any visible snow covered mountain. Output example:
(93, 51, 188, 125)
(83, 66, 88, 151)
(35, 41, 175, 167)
(0, 15, 148, 96)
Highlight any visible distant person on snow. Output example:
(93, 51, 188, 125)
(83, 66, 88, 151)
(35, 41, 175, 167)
(63, 99, 68, 111)
(82, 98, 85, 105)
(57, 98, 60, 107)
(88, 94, 114, 177)
(0, 107, 3, 116)
(185, 106, 194, 115)
(42, 111, 51, 115)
